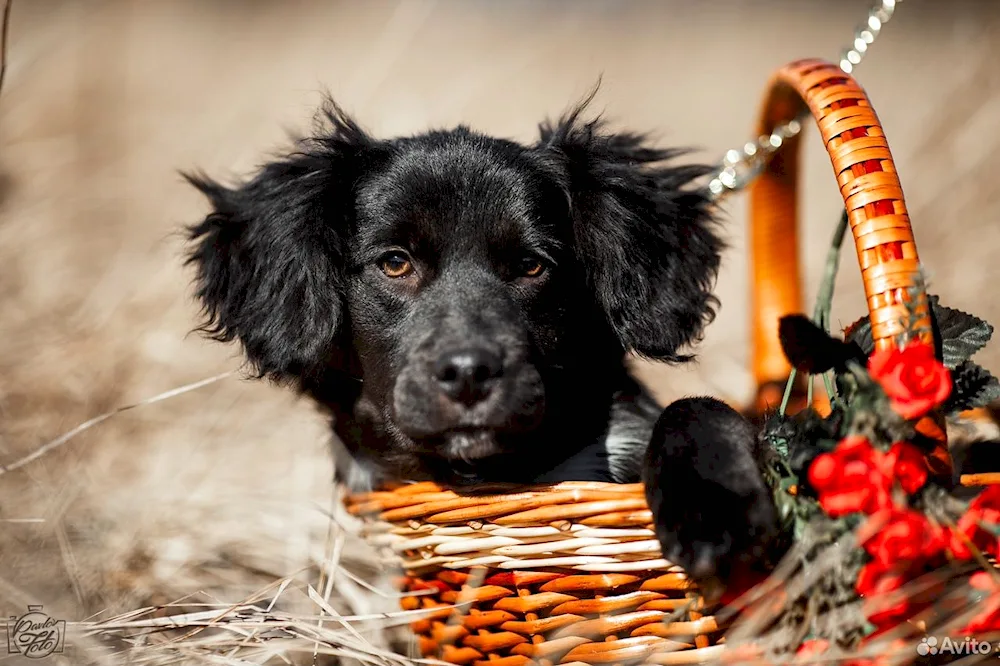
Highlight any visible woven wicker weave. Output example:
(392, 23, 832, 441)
(345, 482, 718, 664)
(346, 60, 943, 665)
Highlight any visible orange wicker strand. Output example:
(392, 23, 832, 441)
(751, 59, 932, 374)
(749, 79, 805, 401)
(345, 482, 724, 663)
(749, 59, 949, 479)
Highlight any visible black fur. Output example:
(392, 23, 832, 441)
(537, 107, 720, 362)
(643, 397, 779, 598)
(186, 96, 773, 588)
(778, 315, 867, 376)
(185, 106, 370, 382)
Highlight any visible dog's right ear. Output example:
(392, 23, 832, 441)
(537, 101, 722, 363)
(185, 101, 370, 382)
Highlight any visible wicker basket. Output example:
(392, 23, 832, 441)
(344, 59, 945, 666)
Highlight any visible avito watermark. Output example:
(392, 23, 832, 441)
(918, 635, 995, 658)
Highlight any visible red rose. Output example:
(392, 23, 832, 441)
(883, 442, 929, 495)
(967, 605, 1000, 634)
(970, 571, 995, 590)
(855, 560, 885, 598)
(808, 436, 891, 517)
(868, 342, 951, 420)
(962, 571, 1000, 634)
(861, 507, 946, 567)
(796, 639, 830, 664)
(856, 561, 911, 629)
(856, 508, 949, 633)
(949, 486, 1000, 560)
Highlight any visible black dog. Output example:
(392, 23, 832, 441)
(185, 97, 779, 595)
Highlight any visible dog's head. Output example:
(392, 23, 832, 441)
(185, 98, 722, 483)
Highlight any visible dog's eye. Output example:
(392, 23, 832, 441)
(518, 257, 546, 278)
(378, 251, 414, 278)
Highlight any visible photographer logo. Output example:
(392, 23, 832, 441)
(6, 606, 65, 659)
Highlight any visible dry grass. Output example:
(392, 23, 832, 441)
(2, 383, 415, 664)
(75, 522, 432, 666)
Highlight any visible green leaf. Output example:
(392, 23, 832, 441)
(929, 295, 994, 369)
(843, 295, 994, 369)
(774, 478, 800, 533)
(944, 361, 1000, 413)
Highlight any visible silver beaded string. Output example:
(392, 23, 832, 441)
(706, 0, 902, 200)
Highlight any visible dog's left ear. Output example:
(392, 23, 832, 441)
(538, 109, 722, 362)
(184, 101, 371, 382)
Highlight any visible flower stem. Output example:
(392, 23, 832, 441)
(780, 368, 797, 417)
(812, 211, 850, 408)
(778, 210, 850, 418)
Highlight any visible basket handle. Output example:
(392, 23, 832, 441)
(747, 59, 950, 476)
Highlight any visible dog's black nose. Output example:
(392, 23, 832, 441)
(434, 348, 502, 405)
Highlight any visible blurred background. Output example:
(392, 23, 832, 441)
(0, 0, 998, 661)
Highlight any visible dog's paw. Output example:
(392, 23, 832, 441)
(642, 397, 780, 602)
